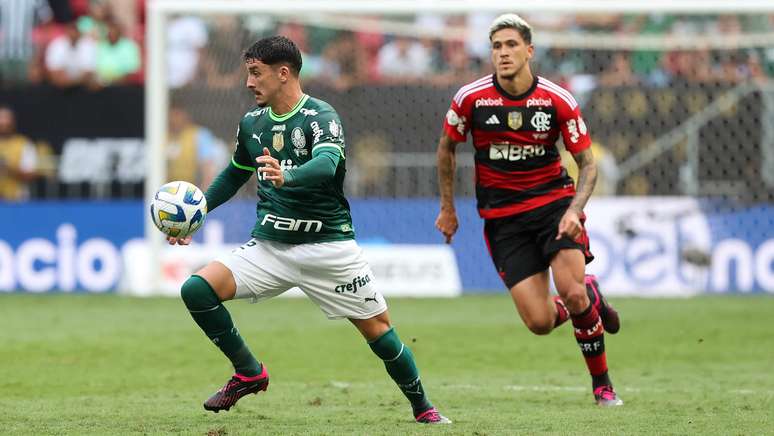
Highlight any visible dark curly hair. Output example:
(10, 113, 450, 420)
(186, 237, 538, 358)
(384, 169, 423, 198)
(243, 35, 302, 75)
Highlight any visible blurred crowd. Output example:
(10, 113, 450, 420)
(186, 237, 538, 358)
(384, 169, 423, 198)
(2, 1, 774, 202)
(1, 1, 773, 91)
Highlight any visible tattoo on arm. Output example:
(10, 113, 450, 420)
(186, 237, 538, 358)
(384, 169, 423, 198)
(437, 133, 458, 210)
(569, 148, 598, 213)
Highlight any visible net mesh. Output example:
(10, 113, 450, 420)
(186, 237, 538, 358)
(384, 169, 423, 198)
(166, 12, 774, 204)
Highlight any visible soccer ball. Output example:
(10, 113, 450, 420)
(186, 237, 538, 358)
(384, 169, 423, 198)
(150, 180, 207, 239)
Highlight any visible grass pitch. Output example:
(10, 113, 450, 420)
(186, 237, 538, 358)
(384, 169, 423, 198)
(1, 294, 772, 435)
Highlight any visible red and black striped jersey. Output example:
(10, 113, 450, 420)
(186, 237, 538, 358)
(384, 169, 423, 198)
(442, 74, 592, 219)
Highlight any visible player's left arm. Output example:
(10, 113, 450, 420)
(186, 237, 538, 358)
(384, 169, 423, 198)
(556, 98, 597, 240)
(256, 109, 344, 188)
(568, 147, 598, 214)
(256, 146, 340, 188)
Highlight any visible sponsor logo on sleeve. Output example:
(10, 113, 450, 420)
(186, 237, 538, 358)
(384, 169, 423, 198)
(566, 119, 580, 143)
(328, 119, 341, 138)
(446, 109, 460, 126)
(310, 121, 323, 144)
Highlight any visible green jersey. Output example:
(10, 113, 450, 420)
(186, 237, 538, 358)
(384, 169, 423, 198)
(231, 94, 355, 244)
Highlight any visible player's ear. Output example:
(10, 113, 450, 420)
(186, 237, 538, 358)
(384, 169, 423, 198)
(278, 64, 290, 83)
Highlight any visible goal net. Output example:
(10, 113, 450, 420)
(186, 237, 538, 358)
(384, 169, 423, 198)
(141, 1, 774, 295)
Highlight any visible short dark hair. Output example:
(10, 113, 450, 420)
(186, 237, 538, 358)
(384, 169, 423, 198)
(243, 36, 302, 75)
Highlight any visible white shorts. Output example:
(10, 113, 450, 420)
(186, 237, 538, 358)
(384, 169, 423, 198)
(216, 238, 388, 320)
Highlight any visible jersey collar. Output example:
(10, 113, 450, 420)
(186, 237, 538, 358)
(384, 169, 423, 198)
(269, 94, 309, 122)
(492, 74, 538, 101)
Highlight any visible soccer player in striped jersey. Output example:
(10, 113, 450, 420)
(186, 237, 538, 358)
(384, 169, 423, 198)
(435, 14, 623, 406)
(169, 36, 449, 424)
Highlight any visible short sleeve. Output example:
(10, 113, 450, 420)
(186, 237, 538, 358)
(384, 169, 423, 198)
(231, 120, 255, 172)
(308, 110, 346, 158)
(442, 94, 472, 143)
(555, 95, 592, 154)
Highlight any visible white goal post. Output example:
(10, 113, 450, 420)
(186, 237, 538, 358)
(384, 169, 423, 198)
(144, 0, 774, 294)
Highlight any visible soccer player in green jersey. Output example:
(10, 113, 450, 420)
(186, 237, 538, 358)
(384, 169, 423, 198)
(167, 36, 450, 424)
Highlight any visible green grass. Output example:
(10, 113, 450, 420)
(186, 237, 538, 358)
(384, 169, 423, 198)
(1, 294, 772, 435)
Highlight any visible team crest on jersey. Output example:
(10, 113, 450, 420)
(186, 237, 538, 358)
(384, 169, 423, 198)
(328, 120, 341, 138)
(531, 111, 552, 132)
(291, 127, 307, 156)
(272, 132, 285, 151)
(507, 111, 523, 130)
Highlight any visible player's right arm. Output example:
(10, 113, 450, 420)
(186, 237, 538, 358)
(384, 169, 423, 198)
(436, 132, 460, 244)
(435, 97, 469, 244)
(168, 119, 255, 246)
(204, 119, 255, 211)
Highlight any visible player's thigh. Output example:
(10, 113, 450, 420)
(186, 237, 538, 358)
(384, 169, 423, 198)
(216, 238, 297, 302)
(297, 240, 388, 321)
(194, 261, 237, 301)
(349, 310, 392, 341)
(508, 271, 555, 334)
(484, 217, 549, 290)
(550, 248, 588, 310)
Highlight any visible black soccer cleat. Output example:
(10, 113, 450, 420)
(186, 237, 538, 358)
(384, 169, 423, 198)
(585, 275, 620, 334)
(203, 366, 269, 413)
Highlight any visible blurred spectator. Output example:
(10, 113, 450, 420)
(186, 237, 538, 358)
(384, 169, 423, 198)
(200, 16, 250, 89)
(465, 12, 496, 67)
(0, 0, 51, 85)
(104, 0, 140, 39)
(95, 20, 141, 85)
(346, 133, 391, 197)
(76, 0, 112, 39)
(276, 22, 318, 79)
(167, 15, 207, 88)
(430, 40, 479, 87)
(376, 35, 431, 82)
(44, 20, 97, 88)
(317, 31, 368, 90)
(598, 52, 639, 87)
(167, 106, 225, 188)
(0, 106, 39, 201)
(560, 142, 620, 196)
(46, 0, 73, 23)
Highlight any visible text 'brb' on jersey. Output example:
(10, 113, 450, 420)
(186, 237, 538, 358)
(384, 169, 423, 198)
(442, 74, 592, 220)
(231, 94, 354, 244)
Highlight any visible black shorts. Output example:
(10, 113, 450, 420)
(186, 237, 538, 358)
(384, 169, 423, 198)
(483, 198, 594, 289)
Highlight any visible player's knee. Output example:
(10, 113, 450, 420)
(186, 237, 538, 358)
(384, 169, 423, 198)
(180, 275, 220, 311)
(524, 318, 554, 335)
(561, 285, 589, 313)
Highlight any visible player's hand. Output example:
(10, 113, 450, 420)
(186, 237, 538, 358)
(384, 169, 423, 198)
(556, 209, 582, 240)
(167, 235, 192, 245)
(256, 147, 285, 188)
(435, 207, 459, 244)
